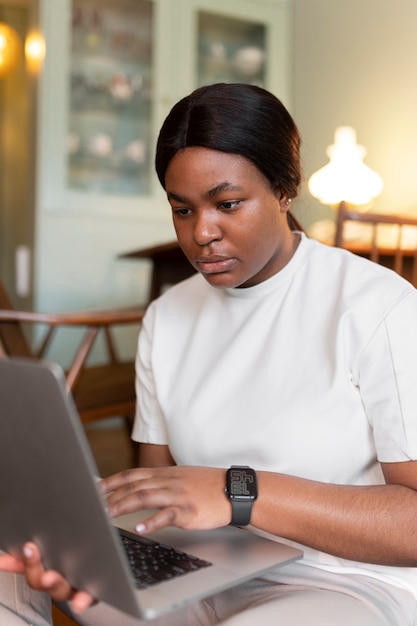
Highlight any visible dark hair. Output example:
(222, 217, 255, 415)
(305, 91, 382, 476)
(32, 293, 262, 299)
(155, 83, 303, 230)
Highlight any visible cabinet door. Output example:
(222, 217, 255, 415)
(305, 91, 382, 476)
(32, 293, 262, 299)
(170, 0, 291, 109)
(38, 0, 167, 215)
(68, 0, 153, 197)
(197, 10, 268, 87)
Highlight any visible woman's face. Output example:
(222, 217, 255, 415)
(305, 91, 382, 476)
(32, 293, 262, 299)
(165, 147, 298, 289)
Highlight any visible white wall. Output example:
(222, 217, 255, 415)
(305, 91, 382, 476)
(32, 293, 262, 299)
(293, 0, 417, 229)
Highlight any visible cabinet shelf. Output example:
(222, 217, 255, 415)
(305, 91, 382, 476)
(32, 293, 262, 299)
(68, 153, 150, 195)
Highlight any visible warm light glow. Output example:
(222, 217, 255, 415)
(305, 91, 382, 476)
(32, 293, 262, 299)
(308, 127, 384, 206)
(25, 31, 45, 73)
(0, 22, 22, 78)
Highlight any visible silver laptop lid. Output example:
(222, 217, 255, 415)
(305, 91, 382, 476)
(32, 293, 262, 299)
(0, 358, 142, 618)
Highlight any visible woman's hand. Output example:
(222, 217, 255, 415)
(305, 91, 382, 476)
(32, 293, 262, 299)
(0, 465, 231, 610)
(100, 466, 232, 534)
(0, 543, 94, 613)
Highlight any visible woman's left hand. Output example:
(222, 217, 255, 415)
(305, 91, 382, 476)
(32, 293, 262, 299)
(0, 544, 94, 612)
(100, 466, 232, 534)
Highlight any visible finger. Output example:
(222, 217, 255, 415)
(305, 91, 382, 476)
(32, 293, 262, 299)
(40, 569, 75, 601)
(0, 553, 25, 574)
(22, 544, 72, 601)
(100, 468, 152, 495)
(22, 542, 45, 589)
(134, 508, 178, 534)
(22, 544, 58, 592)
(39, 570, 95, 610)
(71, 590, 96, 613)
(105, 482, 175, 518)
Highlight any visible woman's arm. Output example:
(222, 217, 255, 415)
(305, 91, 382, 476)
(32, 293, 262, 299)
(251, 460, 417, 566)
(100, 459, 417, 566)
(138, 443, 175, 468)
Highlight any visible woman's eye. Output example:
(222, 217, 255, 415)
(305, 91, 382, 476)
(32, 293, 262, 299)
(173, 208, 191, 216)
(220, 200, 240, 210)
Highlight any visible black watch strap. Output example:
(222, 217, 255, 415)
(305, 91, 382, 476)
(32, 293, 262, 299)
(230, 498, 254, 526)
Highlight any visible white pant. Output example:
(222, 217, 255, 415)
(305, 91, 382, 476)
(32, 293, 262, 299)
(1, 563, 416, 625)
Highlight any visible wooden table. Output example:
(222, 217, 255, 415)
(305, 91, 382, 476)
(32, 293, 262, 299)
(119, 240, 195, 303)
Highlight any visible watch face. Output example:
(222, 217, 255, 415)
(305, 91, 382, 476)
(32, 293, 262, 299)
(227, 467, 257, 499)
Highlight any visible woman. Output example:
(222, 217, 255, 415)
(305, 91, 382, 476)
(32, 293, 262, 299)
(2, 83, 417, 625)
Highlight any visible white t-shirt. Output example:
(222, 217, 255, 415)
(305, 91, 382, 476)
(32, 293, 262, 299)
(132, 233, 417, 598)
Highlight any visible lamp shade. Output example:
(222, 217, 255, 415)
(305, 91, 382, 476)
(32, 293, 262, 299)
(308, 127, 383, 206)
(0, 22, 21, 78)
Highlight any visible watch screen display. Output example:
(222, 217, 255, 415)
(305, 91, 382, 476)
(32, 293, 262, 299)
(229, 468, 256, 497)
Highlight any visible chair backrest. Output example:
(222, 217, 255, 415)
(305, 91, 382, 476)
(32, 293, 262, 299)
(0, 279, 32, 357)
(334, 201, 417, 287)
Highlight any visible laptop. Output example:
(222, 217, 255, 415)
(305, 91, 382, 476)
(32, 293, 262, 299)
(0, 358, 302, 620)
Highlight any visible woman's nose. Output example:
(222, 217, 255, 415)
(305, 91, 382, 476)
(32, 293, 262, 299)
(193, 211, 222, 246)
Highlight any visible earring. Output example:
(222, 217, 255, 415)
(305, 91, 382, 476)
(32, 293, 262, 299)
(286, 198, 292, 206)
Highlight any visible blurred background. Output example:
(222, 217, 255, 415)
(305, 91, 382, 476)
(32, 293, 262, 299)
(1, 0, 417, 352)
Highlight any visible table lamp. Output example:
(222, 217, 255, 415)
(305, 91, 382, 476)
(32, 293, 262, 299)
(308, 126, 383, 208)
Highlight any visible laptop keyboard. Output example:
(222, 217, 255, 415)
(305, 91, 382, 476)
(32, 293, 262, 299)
(117, 528, 212, 589)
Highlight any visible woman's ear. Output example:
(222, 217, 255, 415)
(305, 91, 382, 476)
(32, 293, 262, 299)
(279, 195, 292, 212)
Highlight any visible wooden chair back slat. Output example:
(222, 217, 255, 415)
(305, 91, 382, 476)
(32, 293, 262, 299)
(334, 202, 417, 287)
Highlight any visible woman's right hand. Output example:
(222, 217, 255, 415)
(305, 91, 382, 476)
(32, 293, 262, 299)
(0, 543, 94, 613)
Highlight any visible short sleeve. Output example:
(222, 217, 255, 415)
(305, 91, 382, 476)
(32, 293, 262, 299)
(357, 290, 417, 461)
(131, 304, 169, 445)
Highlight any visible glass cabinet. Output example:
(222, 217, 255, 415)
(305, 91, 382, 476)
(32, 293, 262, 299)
(39, 0, 290, 211)
(34, 0, 291, 327)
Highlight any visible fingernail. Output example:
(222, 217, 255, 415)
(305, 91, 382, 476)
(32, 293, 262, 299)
(23, 545, 33, 558)
(135, 523, 146, 534)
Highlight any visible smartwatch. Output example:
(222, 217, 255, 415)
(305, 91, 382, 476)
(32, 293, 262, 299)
(225, 465, 258, 526)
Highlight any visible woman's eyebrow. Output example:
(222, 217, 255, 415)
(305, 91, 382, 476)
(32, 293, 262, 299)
(206, 181, 244, 199)
(167, 191, 187, 203)
(167, 182, 244, 204)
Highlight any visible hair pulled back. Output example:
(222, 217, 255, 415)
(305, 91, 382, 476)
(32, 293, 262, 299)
(155, 83, 302, 203)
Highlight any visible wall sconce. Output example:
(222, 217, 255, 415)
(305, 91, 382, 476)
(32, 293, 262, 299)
(0, 21, 22, 78)
(308, 127, 384, 208)
(25, 30, 45, 74)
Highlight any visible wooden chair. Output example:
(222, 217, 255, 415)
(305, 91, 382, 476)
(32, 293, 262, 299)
(334, 201, 417, 286)
(0, 279, 145, 440)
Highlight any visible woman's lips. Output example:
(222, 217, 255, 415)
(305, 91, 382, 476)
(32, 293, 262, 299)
(196, 256, 236, 274)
